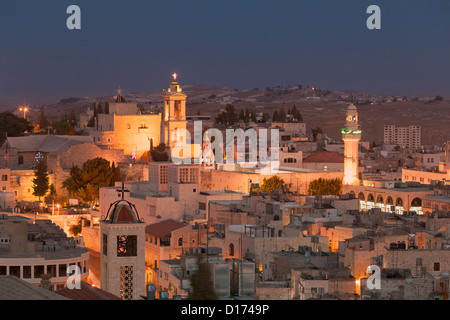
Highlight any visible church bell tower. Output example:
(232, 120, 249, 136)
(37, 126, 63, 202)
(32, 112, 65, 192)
(100, 183, 146, 300)
(342, 99, 361, 186)
(162, 73, 188, 153)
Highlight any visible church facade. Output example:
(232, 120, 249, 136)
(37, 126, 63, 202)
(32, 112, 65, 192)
(92, 76, 188, 161)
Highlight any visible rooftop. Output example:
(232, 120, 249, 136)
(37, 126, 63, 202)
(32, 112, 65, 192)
(303, 151, 344, 163)
(56, 282, 121, 300)
(145, 219, 189, 238)
(0, 276, 68, 300)
(5, 135, 93, 153)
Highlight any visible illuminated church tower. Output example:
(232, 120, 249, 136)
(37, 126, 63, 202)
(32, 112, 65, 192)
(162, 73, 188, 152)
(342, 100, 361, 186)
(100, 184, 146, 300)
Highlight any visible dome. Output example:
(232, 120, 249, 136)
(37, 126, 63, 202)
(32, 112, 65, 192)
(104, 202, 141, 224)
(347, 103, 357, 111)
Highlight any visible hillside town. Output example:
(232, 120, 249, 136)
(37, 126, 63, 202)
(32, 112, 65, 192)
(0, 76, 448, 301)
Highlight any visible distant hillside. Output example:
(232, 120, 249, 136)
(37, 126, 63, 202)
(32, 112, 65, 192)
(17, 84, 449, 147)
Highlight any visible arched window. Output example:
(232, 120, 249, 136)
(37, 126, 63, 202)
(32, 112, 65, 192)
(358, 192, 365, 201)
(229, 243, 234, 256)
(411, 198, 422, 207)
(274, 215, 280, 221)
(178, 237, 183, 247)
(396, 197, 403, 207)
(278, 230, 283, 237)
(376, 195, 384, 204)
(386, 196, 394, 205)
(18, 155, 24, 165)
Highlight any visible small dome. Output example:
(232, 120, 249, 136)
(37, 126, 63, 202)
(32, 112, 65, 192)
(107, 203, 139, 223)
(347, 103, 357, 110)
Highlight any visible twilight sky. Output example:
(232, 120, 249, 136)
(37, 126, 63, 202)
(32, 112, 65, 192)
(0, 0, 449, 108)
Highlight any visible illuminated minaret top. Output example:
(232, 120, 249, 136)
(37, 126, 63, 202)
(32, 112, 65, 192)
(342, 98, 361, 186)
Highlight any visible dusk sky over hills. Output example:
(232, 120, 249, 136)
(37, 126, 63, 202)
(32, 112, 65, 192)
(0, 0, 449, 108)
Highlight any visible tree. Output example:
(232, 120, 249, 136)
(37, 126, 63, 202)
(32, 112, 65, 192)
(244, 108, 250, 123)
(187, 255, 218, 300)
(291, 105, 303, 122)
(0, 112, 33, 144)
(272, 110, 279, 122)
(278, 107, 286, 122)
(69, 218, 83, 237)
(311, 127, 323, 141)
(111, 162, 122, 183)
(68, 109, 77, 125)
(62, 157, 115, 204)
(307, 178, 343, 196)
(250, 112, 257, 123)
(215, 104, 239, 126)
(239, 109, 245, 122)
(150, 143, 169, 162)
(260, 176, 286, 195)
(39, 109, 48, 130)
(32, 160, 49, 201)
(52, 114, 74, 135)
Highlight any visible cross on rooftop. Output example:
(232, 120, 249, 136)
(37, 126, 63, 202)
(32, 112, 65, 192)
(117, 182, 130, 200)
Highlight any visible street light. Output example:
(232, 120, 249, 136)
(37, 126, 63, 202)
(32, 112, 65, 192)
(19, 105, 29, 119)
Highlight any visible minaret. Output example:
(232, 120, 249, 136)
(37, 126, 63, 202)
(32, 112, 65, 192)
(342, 98, 361, 185)
(162, 73, 188, 152)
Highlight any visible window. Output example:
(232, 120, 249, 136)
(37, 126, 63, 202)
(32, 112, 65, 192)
(34, 265, 44, 279)
(117, 235, 137, 257)
(1, 175, 7, 181)
(434, 262, 440, 271)
(9, 266, 20, 278)
(103, 234, 108, 256)
(0, 266, 5, 275)
(23, 266, 32, 279)
(18, 156, 24, 165)
(47, 265, 57, 277)
(178, 237, 183, 247)
(229, 243, 234, 256)
(59, 264, 67, 277)
(119, 266, 134, 300)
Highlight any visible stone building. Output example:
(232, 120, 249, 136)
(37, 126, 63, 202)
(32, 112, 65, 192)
(0, 214, 89, 291)
(144, 219, 207, 284)
(0, 135, 127, 202)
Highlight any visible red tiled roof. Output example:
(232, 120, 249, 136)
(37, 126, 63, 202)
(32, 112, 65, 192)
(303, 151, 344, 163)
(145, 219, 188, 238)
(56, 281, 121, 300)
